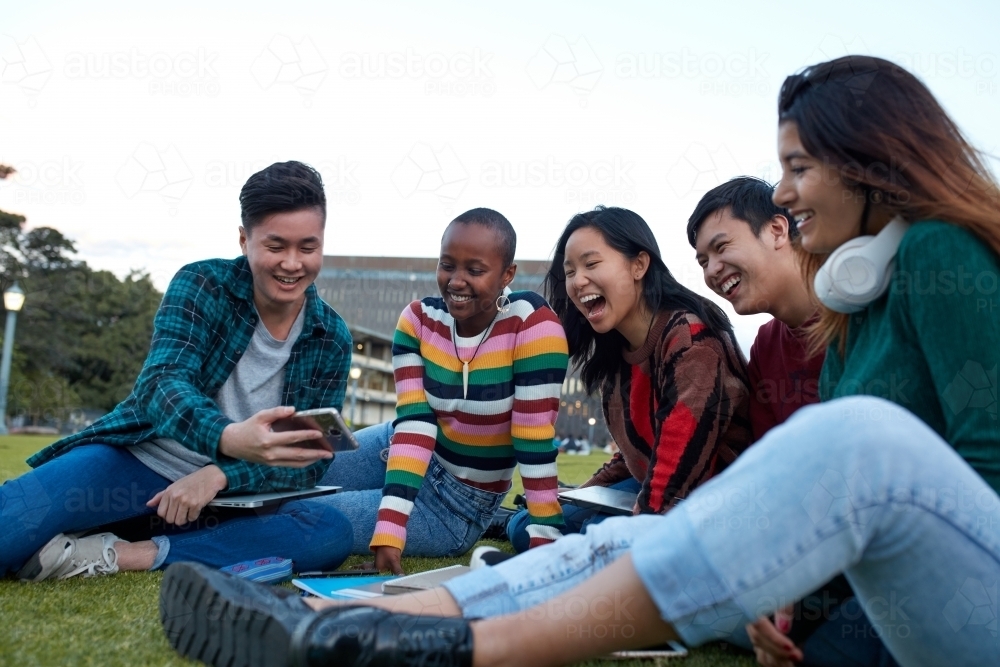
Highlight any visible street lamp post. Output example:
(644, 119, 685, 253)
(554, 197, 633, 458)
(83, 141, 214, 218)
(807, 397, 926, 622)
(587, 417, 596, 448)
(348, 366, 362, 427)
(0, 283, 26, 436)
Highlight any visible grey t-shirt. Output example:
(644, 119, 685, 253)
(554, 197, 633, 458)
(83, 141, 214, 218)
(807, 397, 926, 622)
(128, 306, 306, 481)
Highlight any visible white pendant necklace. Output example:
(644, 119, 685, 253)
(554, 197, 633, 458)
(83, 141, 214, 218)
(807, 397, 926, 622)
(452, 313, 500, 399)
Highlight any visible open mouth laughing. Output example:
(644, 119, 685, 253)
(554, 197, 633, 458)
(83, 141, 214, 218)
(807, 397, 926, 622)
(579, 293, 606, 320)
(719, 274, 741, 298)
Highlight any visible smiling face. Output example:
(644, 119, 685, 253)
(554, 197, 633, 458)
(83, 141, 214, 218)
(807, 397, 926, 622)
(562, 226, 648, 336)
(240, 207, 324, 316)
(437, 222, 516, 336)
(773, 121, 867, 254)
(694, 207, 782, 315)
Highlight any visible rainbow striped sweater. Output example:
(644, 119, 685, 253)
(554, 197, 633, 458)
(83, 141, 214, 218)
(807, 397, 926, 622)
(370, 291, 568, 552)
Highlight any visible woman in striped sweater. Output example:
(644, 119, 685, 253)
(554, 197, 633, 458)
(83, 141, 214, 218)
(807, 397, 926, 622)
(506, 206, 752, 550)
(318, 207, 568, 574)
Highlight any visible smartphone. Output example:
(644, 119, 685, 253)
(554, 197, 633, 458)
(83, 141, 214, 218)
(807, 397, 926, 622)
(607, 641, 688, 659)
(272, 407, 361, 452)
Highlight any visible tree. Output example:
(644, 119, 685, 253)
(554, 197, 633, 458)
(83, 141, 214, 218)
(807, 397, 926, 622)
(0, 163, 163, 424)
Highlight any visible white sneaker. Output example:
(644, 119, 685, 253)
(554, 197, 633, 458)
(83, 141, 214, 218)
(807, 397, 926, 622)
(17, 532, 121, 581)
(469, 546, 514, 570)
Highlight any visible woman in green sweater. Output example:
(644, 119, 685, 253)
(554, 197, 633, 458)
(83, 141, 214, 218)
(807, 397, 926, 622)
(159, 57, 1000, 667)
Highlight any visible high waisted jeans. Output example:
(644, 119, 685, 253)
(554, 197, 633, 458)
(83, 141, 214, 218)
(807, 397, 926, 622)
(317, 421, 506, 556)
(0, 444, 353, 576)
(442, 397, 1000, 667)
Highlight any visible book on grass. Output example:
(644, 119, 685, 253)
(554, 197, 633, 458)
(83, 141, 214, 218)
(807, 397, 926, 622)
(381, 565, 470, 594)
(292, 575, 397, 600)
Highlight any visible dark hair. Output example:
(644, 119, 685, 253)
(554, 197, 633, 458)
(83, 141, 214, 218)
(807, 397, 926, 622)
(686, 176, 794, 248)
(778, 56, 1000, 354)
(447, 207, 517, 267)
(546, 206, 737, 393)
(239, 161, 326, 233)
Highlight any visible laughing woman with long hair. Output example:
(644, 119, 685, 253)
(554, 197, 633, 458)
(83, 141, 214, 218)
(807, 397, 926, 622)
(503, 206, 752, 551)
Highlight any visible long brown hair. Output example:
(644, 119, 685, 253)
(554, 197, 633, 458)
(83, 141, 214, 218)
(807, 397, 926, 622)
(778, 55, 1000, 356)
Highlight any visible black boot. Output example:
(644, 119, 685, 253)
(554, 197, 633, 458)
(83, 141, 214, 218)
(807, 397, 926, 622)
(160, 562, 474, 667)
(294, 606, 474, 667)
(160, 561, 316, 667)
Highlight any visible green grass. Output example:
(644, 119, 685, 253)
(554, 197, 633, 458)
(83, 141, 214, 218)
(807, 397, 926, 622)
(0, 437, 754, 666)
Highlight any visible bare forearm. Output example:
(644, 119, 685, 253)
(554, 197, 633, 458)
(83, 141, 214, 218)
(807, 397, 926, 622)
(471, 554, 677, 667)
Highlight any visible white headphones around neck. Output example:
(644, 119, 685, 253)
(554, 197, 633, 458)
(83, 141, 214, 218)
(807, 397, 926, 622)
(813, 217, 911, 314)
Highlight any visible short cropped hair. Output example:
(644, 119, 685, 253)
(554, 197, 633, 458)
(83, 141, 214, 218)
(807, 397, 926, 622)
(686, 176, 793, 248)
(448, 208, 517, 267)
(239, 161, 326, 233)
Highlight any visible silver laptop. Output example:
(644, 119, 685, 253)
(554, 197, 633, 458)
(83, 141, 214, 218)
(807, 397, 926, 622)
(558, 486, 636, 516)
(209, 486, 341, 509)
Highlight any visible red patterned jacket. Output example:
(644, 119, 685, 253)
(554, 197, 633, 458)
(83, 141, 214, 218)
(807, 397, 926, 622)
(582, 310, 751, 514)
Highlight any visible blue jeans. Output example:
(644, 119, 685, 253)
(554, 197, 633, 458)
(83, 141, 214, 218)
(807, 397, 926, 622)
(318, 421, 505, 556)
(507, 477, 642, 553)
(0, 444, 353, 577)
(443, 397, 1000, 667)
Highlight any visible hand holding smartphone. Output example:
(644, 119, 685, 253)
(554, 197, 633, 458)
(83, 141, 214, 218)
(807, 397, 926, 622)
(272, 407, 361, 452)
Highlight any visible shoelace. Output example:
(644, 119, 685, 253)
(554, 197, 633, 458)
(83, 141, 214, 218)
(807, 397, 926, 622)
(61, 540, 118, 579)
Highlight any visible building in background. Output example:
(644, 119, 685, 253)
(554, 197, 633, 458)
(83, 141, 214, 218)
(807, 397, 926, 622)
(316, 255, 608, 444)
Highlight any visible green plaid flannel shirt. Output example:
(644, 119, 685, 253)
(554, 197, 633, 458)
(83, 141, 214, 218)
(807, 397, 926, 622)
(28, 256, 352, 493)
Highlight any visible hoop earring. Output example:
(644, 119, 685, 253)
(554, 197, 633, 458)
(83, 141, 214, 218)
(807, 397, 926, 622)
(496, 292, 511, 313)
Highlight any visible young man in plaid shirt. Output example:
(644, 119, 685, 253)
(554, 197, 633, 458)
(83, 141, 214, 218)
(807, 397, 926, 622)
(0, 161, 355, 581)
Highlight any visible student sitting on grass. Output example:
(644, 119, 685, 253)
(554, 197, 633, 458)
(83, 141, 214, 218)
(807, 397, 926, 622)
(691, 176, 894, 666)
(504, 205, 751, 552)
(313, 208, 568, 574)
(160, 56, 1000, 667)
(0, 161, 355, 581)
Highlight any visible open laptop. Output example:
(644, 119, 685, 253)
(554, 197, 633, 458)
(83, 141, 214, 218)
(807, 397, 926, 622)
(558, 486, 636, 516)
(209, 486, 341, 509)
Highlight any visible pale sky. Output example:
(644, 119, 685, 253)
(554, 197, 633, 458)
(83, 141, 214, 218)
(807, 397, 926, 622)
(3, 0, 999, 354)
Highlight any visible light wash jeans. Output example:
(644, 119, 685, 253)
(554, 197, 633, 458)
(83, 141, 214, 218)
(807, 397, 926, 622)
(0, 444, 353, 577)
(317, 421, 506, 556)
(443, 397, 1000, 667)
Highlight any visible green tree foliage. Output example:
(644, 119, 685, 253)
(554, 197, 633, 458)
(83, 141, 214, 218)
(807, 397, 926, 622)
(0, 164, 163, 424)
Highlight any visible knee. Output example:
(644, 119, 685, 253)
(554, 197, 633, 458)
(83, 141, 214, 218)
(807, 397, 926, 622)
(754, 396, 932, 461)
(355, 421, 393, 450)
(294, 502, 354, 568)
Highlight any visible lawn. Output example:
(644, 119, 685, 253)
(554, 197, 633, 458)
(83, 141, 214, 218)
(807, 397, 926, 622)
(0, 436, 755, 667)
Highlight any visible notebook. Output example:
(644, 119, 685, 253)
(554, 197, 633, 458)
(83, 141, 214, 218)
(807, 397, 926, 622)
(380, 565, 470, 595)
(558, 486, 636, 516)
(208, 485, 341, 508)
(292, 575, 398, 600)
